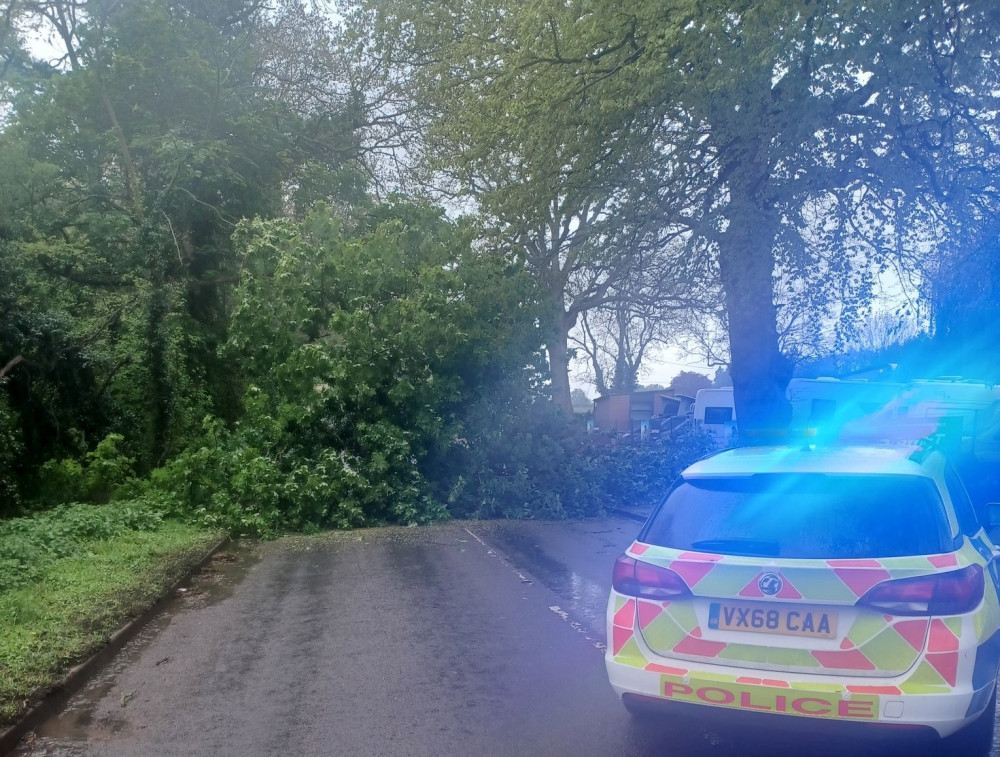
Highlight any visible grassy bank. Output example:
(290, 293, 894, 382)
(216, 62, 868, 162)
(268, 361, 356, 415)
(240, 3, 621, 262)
(0, 504, 223, 726)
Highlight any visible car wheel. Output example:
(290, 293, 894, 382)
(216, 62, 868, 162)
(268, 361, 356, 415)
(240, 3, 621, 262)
(942, 686, 997, 757)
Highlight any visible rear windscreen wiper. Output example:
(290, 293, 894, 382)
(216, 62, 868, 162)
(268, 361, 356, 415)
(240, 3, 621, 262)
(689, 538, 781, 557)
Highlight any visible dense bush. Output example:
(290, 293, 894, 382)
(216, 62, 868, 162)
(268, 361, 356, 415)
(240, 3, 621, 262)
(36, 434, 137, 506)
(5, 198, 719, 536)
(593, 429, 718, 511)
(0, 502, 164, 593)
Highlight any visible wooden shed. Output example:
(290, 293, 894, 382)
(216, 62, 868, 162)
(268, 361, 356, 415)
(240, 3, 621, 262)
(592, 389, 688, 435)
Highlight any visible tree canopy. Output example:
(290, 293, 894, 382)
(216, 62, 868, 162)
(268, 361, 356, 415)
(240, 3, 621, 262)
(2, 0, 998, 523)
(368, 0, 1000, 432)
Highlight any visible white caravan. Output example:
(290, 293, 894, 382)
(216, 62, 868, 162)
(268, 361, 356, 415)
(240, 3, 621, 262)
(786, 378, 907, 430)
(899, 380, 1000, 461)
(786, 377, 1000, 461)
(693, 387, 737, 446)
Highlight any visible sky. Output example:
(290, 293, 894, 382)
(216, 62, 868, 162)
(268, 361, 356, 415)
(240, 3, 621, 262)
(569, 343, 715, 397)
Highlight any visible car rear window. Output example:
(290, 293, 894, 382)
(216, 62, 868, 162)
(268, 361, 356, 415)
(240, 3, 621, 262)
(640, 474, 952, 559)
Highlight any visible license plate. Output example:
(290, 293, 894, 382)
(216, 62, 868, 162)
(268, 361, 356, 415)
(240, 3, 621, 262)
(708, 602, 837, 638)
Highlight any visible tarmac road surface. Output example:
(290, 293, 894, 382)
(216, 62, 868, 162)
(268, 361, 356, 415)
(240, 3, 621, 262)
(11, 518, 997, 757)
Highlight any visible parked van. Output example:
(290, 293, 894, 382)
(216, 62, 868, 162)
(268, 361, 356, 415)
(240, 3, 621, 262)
(693, 387, 736, 446)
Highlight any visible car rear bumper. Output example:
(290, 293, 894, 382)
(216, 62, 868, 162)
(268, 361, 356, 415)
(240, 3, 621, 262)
(606, 654, 992, 738)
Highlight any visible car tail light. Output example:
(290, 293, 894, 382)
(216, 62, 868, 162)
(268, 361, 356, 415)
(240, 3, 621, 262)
(857, 564, 984, 616)
(612, 554, 692, 600)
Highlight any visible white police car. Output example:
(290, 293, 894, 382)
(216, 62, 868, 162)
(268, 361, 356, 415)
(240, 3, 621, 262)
(606, 444, 1000, 754)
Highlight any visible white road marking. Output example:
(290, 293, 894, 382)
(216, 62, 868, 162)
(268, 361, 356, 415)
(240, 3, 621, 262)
(463, 526, 606, 652)
(548, 605, 607, 652)
(463, 526, 534, 584)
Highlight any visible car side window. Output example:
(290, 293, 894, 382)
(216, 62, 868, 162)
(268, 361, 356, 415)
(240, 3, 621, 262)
(944, 466, 980, 536)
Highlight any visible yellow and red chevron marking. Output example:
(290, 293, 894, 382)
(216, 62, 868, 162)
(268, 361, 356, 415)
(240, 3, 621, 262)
(611, 597, 636, 656)
(827, 559, 892, 597)
(610, 595, 649, 668)
(618, 539, 988, 681)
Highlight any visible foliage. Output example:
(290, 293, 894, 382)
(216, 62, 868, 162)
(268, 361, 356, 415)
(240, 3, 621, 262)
(444, 397, 716, 520)
(36, 433, 137, 506)
(444, 389, 599, 520)
(141, 203, 556, 534)
(142, 201, 713, 533)
(144, 416, 383, 537)
(667, 371, 713, 399)
(0, 501, 164, 593)
(593, 429, 718, 512)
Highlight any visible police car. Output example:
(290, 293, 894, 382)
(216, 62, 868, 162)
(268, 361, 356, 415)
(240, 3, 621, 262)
(606, 444, 1000, 754)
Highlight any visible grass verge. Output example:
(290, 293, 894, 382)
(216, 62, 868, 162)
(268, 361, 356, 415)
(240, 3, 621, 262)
(0, 509, 223, 727)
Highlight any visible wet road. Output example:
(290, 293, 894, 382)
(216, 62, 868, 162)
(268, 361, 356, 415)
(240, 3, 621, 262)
(12, 518, 995, 756)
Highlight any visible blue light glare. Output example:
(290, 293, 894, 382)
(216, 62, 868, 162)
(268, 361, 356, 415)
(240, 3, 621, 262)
(785, 377, 1000, 460)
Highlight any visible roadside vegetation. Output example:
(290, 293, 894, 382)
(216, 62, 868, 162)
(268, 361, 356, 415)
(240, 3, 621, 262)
(0, 0, 712, 535)
(2, 0, 997, 534)
(0, 503, 223, 726)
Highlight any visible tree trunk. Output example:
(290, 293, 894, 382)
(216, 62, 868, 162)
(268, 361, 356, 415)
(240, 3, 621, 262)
(546, 304, 575, 414)
(144, 231, 172, 467)
(717, 163, 792, 443)
(611, 352, 637, 394)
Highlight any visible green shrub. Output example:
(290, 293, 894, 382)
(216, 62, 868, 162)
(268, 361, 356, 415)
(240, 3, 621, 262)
(143, 418, 282, 538)
(0, 502, 163, 593)
(36, 434, 136, 505)
(593, 428, 718, 510)
(141, 411, 449, 537)
(0, 394, 22, 516)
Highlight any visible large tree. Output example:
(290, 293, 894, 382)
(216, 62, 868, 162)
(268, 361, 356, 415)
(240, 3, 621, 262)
(371, 0, 1000, 435)
(0, 0, 390, 474)
(0, 0, 292, 466)
(365, 0, 711, 412)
